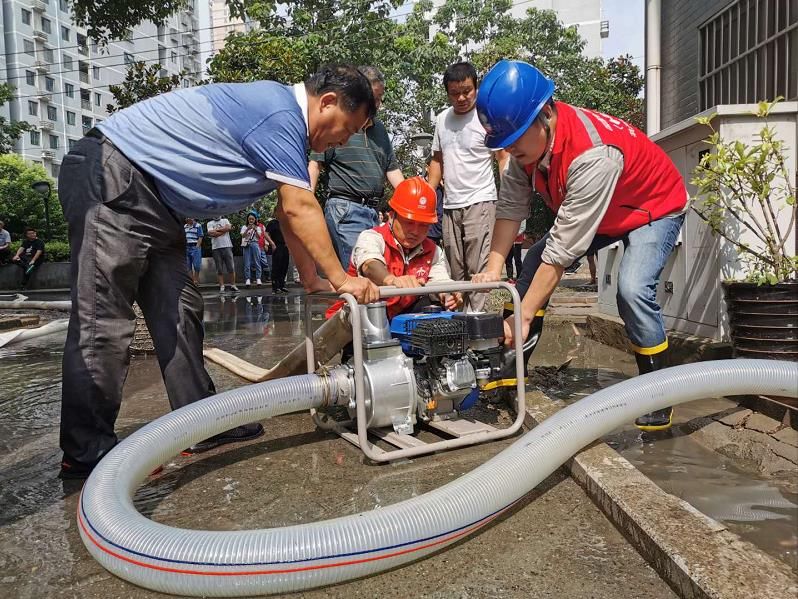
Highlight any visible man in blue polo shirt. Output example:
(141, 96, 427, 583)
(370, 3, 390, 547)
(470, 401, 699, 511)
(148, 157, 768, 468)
(57, 65, 380, 479)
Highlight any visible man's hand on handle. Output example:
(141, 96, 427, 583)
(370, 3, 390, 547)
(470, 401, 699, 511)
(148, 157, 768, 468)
(335, 275, 380, 304)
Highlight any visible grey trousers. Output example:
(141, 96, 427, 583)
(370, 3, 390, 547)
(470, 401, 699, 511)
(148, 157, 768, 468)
(58, 131, 215, 465)
(442, 201, 496, 312)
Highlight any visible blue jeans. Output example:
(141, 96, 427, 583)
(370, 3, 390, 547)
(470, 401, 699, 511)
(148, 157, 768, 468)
(517, 214, 684, 351)
(324, 197, 379, 269)
(186, 246, 202, 274)
(242, 243, 262, 281)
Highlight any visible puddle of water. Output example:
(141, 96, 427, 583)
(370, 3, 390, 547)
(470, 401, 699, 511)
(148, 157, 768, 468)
(0, 291, 795, 578)
(532, 323, 798, 571)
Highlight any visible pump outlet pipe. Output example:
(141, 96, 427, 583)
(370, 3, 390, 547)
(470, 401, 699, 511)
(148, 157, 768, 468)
(79, 359, 797, 597)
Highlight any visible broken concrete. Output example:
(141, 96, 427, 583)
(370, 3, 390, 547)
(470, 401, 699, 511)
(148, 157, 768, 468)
(694, 409, 798, 479)
(585, 314, 733, 364)
(0, 315, 39, 331)
(524, 392, 798, 599)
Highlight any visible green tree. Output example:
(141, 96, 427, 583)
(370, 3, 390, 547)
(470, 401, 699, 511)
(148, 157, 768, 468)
(469, 7, 645, 129)
(0, 154, 66, 242)
(69, 0, 184, 45)
(107, 61, 184, 113)
(0, 84, 32, 154)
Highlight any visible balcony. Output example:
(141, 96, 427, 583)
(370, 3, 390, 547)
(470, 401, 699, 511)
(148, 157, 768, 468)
(81, 99, 91, 110)
(79, 71, 89, 84)
(32, 0, 47, 12)
(77, 44, 88, 56)
(37, 92, 53, 103)
(39, 120, 54, 131)
(33, 30, 48, 42)
(41, 149, 55, 160)
(34, 61, 49, 73)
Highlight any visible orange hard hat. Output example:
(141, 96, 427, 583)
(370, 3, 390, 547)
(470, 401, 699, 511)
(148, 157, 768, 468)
(388, 176, 438, 224)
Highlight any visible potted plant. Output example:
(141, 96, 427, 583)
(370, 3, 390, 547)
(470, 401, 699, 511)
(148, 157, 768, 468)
(691, 99, 797, 360)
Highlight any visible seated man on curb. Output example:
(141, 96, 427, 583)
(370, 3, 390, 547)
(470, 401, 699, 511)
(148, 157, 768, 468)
(12, 227, 45, 289)
(327, 177, 461, 321)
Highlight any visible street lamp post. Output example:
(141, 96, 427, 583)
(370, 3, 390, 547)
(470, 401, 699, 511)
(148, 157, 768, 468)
(409, 132, 434, 176)
(31, 180, 52, 241)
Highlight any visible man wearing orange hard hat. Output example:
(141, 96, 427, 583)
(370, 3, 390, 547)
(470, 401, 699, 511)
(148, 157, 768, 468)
(327, 177, 461, 319)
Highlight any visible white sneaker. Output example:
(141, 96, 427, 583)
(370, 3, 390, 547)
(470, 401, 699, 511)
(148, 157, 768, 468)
(245, 279, 251, 287)
(219, 285, 225, 293)
(256, 278, 262, 285)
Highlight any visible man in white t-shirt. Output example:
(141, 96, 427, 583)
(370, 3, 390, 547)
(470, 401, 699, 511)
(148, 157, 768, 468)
(206, 216, 239, 293)
(428, 62, 507, 311)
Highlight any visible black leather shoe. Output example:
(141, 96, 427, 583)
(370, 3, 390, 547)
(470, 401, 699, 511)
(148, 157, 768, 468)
(182, 423, 265, 455)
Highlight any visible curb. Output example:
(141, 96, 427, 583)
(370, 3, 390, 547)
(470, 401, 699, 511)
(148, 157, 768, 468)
(523, 391, 798, 599)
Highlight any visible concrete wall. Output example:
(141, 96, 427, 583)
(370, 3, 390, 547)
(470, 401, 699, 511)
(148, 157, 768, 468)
(0, 256, 263, 291)
(596, 102, 798, 341)
(659, 0, 731, 130)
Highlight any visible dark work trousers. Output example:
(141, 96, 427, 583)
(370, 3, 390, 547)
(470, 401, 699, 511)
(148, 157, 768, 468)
(271, 244, 289, 291)
(58, 131, 216, 466)
(504, 243, 522, 279)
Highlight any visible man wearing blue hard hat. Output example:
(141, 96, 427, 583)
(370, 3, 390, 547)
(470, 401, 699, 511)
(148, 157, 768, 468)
(473, 60, 688, 432)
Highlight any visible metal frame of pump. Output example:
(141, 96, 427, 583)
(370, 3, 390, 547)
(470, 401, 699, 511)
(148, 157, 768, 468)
(302, 281, 527, 462)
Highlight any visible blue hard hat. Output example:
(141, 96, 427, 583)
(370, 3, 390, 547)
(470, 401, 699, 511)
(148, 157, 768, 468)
(476, 60, 556, 149)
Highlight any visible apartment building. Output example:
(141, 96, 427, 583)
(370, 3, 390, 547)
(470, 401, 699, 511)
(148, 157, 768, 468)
(0, 0, 206, 178)
(210, 0, 254, 52)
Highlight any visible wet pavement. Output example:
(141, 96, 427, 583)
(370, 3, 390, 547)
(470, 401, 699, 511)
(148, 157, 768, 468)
(0, 288, 793, 597)
(529, 323, 798, 571)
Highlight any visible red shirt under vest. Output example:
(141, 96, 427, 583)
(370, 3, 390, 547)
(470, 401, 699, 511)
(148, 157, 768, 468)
(326, 222, 438, 319)
(525, 102, 686, 237)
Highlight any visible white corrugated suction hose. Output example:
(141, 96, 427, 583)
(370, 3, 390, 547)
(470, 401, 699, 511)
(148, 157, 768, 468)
(79, 359, 798, 597)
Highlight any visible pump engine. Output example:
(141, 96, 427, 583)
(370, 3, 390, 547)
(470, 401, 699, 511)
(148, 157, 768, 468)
(336, 302, 515, 435)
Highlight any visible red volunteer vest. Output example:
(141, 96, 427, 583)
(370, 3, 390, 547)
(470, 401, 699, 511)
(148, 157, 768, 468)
(525, 102, 686, 237)
(326, 223, 438, 319)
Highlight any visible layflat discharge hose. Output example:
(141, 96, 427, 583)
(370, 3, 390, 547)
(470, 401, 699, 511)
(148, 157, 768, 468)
(79, 359, 798, 596)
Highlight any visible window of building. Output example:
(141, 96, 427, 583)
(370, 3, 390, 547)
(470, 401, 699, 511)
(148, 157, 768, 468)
(28, 101, 38, 116)
(123, 52, 135, 65)
(92, 65, 100, 80)
(45, 76, 54, 92)
(21, 9, 31, 26)
(51, 163, 60, 178)
(63, 54, 73, 70)
(30, 130, 41, 146)
(699, 0, 798, 109)
(77, 33, 88, 55)
(170, 51, 177, 64)
(94, 92, 101, 106)
(65, 82, 74, 98)
(66, 111, 75, 126)
(23, 40, 35, 56)
(68, 138, 78, 150)
(82, 115, 92, 131)
(49, 135, 59, 150)
(25, 71, 35, 86)
(61, 26, 70, 41)
(41, 17, 51, 34)
(47, 105, 57, 121)
(43, 47, 54, 62)
(59, 0, 68, 12)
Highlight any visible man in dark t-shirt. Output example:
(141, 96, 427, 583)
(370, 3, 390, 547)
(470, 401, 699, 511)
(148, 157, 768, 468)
(12, 227, 45, 288)
(308, 66, 405, 269)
